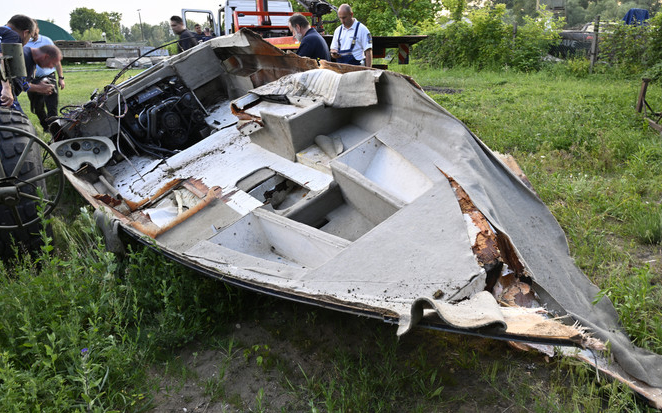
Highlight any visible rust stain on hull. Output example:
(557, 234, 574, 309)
(130, 186, 223, 238)
(124, 179, 185, 211)
(93, 193, 121, 207)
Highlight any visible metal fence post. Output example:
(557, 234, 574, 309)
(589, 15, 600, 74)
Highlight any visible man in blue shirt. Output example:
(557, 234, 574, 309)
(1, 15, 36, 108)
(288, 13, 330, 61)
(26, 27, 65, 130)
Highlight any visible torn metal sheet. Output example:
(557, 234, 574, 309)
(50, 28, 662, 407)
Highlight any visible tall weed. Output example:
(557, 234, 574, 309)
(0, 207, 257, 411)
(0, 210, 146, 411)
(644, 13, 662, 67)
(633, 206, 662, 245)
(511, 13, 560, 72)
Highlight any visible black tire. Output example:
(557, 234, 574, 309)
(0, 108, 49, 259)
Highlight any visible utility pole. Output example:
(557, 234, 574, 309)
(137, 9, 145, 42)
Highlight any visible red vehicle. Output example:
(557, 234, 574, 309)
(182, 0, 426, 66)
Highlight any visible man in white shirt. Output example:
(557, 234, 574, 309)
(25, 26, 65, 131)
(330, 4, 372, 67)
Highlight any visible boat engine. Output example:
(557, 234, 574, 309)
(122, 76, 208, 152)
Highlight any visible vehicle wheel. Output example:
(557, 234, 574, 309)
(0, 108, 64, 259)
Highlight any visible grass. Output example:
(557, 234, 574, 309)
(1, 61, 661, 411)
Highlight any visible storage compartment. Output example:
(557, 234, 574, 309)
(335, 136, 433, 203)
(208, 208, 350, 268)
(285, 183, 377, 241)
(283, 170, 402, 242)
(237, 167, 309, 210)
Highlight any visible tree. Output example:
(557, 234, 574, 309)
(493, 0, 539, 24)
(443, 0, 466, 21)
(70, 8, 102, 34)
(497, 0, 662, 28)
(70, 8, 124, 42)
(327, 0, 441, 35)
(106, 12, 123, 42)
(120, 21, 177, 47)
(76, 28, 105, 42)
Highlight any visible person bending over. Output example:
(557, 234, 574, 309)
(288, 13, 330, 61)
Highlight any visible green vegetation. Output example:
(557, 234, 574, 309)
(70, 8, 124, 43)
(0, 208, 253, 411)
(415, 7, 662, 74)
(597, 12, 662, 76)
(325, 0, 441, 36)
(3, 61, 662, 411)
(561, 0, 659, 27)
(416, 6, 562, 72)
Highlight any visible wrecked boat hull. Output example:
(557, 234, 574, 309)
(53, 29, 662, 406)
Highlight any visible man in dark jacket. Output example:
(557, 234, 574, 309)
(170, 16, 197, 53)
(1, 14, 36, 108)
(288, 13, 330, 61)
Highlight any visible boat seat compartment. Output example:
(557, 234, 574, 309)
(280, 155, 408, 241)
(283, 183, 344, 229)
(330, 161, 405, 226)
(276, 183, 374, 241)
(334, 136, 433, 204)
(295, 124, 375, 175)
(208, 207, 350, 268)
(248, 102, 351, 161)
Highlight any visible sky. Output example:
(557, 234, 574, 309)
(3, 1, 212, 33)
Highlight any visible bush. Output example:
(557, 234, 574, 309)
(645, 12, 662, 65)
(0, 211, 146, 411)
(415, 6, 561, 72)
(473, 5, 515, 69)
(415, 21, 475, 68)
(600, 23, 649, 72)
(589, 13, 662, 74)
(0, 208, 257, 411)
(511, 12, 561, 71)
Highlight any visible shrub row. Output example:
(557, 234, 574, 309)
(600, 13, 662, 78)
(415, 7, 662, 74)
(415, 5, 561, 72)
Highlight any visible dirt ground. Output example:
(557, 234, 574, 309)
(145, 240, 662, 412)
(147, 297, 563, 413)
